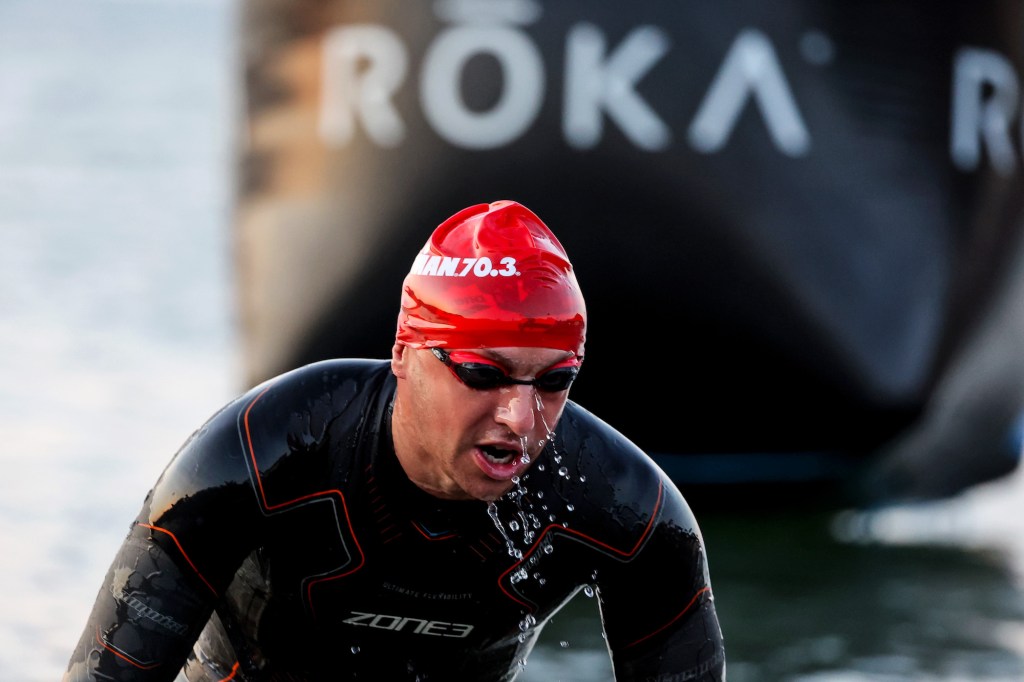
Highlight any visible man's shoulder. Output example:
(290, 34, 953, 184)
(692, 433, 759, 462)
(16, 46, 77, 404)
(253, 358, 392, 392)
(237, 358, 394, 418)
(559, 401, 649, 461)
(278, 357, 391, 380)
(526, 402, 696, 556)
(557, 400, 684, 509)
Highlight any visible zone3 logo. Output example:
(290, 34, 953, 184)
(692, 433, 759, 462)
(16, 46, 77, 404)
(410, 254, 519, 278)
(343, 610, 475, 638)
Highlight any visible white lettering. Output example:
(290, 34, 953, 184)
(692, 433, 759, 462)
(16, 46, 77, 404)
(421, 620, 450, 636)
(371, 614, 403, 629)
(343, 611, 376, 625)
(409, 253, 429, 275)
(564, 23, 671, 150)
(320, 25, 408, 147)
(951, 47, 1020, 175)
(688, 29, 810, 157)
(343, 611, 474, 638)
(421, 24, 545, 149)
(472, 257, 493, 276)
(498, 257, 515, 275)
(408, 256, 520, 277)
(421, 255, 441, 276)
(317, 20, 1022, 174)
(402, 617, 429, 633)
(437, 256, 461, 277)
(448, 622, 474, 638)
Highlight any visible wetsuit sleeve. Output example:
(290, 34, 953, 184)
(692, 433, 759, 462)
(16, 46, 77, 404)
(63, 395, 259, 682)
(599, 477, 726, 681)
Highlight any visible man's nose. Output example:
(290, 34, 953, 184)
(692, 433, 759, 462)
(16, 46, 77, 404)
(494, 384, 538, 435)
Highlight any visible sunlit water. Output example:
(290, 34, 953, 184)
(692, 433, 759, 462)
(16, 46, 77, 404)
(0, 1, 238, 678)
(4, 2, 1024, 681)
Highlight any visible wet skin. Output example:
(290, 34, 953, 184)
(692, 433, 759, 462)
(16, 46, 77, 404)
(390, 345, 575, 502)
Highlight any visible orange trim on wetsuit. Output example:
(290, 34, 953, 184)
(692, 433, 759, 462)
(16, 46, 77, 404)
(94, 626, 162, 670)
(137, 523, 218, 596)
(64, 359, 724, 681)
(241, 383, 368, 619)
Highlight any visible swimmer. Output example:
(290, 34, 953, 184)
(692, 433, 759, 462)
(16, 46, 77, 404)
(63, 200, 726, 681)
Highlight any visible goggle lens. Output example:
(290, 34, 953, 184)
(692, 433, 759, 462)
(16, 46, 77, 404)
(431, 348, 579, 392)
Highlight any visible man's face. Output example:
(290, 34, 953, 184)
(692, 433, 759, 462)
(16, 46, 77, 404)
(391, 344, 578, 502)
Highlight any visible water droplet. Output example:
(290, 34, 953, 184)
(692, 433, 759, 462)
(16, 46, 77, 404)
(566, 504, 574, 512)
(543, 544, 554, 554)
(560, 640, 570, 649)
(583, 586, 595, 598)
(351, 646, 360, 654)
(579, 474, 586, 483)
(558, 466, 568, 477)
(509, 520, 520, 531)
(488, 502, 521, 558)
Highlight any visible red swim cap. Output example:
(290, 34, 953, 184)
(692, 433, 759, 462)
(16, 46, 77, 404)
(395, 200, 586, 355)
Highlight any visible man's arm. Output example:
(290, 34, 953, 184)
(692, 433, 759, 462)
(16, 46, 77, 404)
(62, 519, 221, 681)
(63, 396, 258, 681)
(607, 595, 726, 681)
(598, 477, 726, 681)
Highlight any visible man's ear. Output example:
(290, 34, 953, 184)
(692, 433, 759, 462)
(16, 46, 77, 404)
(391, 342, 408, 378)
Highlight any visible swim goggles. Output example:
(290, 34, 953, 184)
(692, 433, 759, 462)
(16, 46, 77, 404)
(430, 347, 580, 392)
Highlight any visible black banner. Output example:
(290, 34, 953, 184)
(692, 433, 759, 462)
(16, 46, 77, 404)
(237, 1, 1024, 506)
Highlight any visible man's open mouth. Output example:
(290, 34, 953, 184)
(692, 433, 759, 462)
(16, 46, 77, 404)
(479, 445, 517, 465)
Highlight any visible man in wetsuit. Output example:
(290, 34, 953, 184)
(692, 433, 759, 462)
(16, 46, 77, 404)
(64, 200, 726, 681)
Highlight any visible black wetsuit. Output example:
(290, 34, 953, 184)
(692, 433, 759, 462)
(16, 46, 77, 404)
(64, 359, 726, 681)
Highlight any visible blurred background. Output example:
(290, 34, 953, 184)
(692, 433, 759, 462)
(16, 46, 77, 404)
(4, 1, 1024, 680)
(0, 0, 239, 677)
